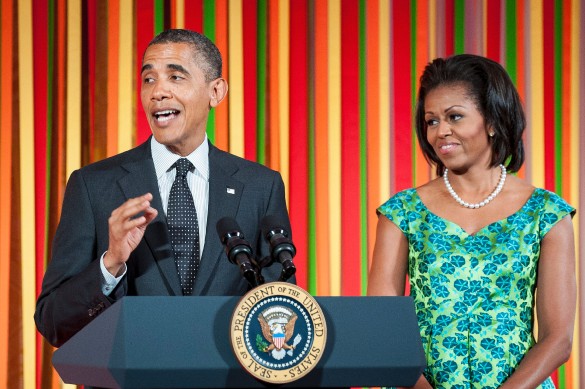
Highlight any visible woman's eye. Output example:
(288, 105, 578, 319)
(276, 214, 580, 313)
(426, 119, 438, 126)
(450, 114, 462, 121)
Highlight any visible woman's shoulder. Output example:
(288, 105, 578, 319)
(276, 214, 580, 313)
(529, 187, 576, 216)
(378, 188, 418, 210)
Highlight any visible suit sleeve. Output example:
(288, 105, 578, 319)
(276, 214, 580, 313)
(34, 170, 122, 347)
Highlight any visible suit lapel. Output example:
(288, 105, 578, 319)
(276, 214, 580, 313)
(193, 143, 244, 295)
(117, 140, 182, 296)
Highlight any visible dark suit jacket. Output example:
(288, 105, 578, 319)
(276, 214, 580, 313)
(35, 138, 293, 347)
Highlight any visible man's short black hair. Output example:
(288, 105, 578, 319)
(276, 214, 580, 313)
(147, 29, 222, 82)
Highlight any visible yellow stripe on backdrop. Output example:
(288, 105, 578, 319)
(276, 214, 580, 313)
(328, 0, 341, 296)
(570, 0, 581, 386)
(278, 0, 290, 206)
(228, 0, 244, 157)
(18, 1, 36, 388)
(118, 0, 135, 153)
(66, 0, 82, 178)
(529, 0, 545, 188)
(379, 0, 390, 205)
(175, 0, 185, 28)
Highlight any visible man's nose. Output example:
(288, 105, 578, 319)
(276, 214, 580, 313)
(151, 81, 172, 101)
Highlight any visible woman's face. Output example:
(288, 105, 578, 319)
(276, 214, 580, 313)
(424, 84, 493, 174)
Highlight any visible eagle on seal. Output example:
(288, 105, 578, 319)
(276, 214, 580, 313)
(258, 312, 298, 354)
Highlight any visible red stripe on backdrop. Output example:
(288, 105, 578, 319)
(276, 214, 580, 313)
(365, 0, 379, 269)
(542, 0, 555, 192)
(486, 0, 501, 62)
(392, 0, 412, 192)
(444, 0, 455, 56)
(88, 0, 97, 160)
(184, 0, 203, 32)
(32, 2, 48, 385)
(243, 1, 258, 161)
(32, 0, 48, 295)
(415, 0, 430, 187)
(136, 0, 155, 144)
(288, 0, 309, 289)
(341, 0, 361, 296)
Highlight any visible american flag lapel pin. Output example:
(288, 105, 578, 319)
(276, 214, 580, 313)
(227, 187, 236, 195)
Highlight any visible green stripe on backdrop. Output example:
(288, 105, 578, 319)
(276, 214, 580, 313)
(257, 0, 267, 164)
(307, 2, 317, 295)
(454, 0, 465, 54)
(359, 0, 367, 295)
(505, 0, 518, 84)
(204, 0, 217, 143)
(554, 0, 563, 196)
(154, 0, 164, 34)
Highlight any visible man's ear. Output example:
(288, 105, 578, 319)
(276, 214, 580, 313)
(209, 78, 228, 108)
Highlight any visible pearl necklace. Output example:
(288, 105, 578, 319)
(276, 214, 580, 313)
(443, 164, 507, 209)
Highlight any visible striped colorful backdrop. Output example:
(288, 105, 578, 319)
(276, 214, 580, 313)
(0, 0, 583, 388)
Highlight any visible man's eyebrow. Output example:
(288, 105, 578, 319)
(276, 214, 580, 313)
(140, 64, 152, 74)
(140, 63, 191, 76)
(167, 63, 190, 75)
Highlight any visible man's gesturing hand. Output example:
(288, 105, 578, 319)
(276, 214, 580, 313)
(104, 193, 158, 276)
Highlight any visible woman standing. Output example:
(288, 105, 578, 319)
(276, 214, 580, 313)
(368, 54, 576, 389)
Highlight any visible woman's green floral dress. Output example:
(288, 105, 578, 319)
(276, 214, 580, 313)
(378, 188, 575, 389)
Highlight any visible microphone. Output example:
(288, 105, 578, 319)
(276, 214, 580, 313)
(261, 215, 296, 282)
(216, 217, 259, 287)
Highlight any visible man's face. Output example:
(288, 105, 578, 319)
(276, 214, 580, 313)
(141, 42, 217, 156)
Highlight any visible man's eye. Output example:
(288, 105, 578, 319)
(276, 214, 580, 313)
(143, 77, 154, 84)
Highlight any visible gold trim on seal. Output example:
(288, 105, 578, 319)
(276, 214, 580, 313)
(230, 282, 327, 384)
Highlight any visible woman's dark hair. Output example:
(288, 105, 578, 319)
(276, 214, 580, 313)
(146, 29, 222, 82)
(415, 54, 526, 175)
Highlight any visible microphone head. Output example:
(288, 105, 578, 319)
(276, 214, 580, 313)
(216, 217, 244, 243)
(261, 215, 288, 238)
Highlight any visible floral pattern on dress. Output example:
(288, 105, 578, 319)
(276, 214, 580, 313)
(378, 188, 575, 389)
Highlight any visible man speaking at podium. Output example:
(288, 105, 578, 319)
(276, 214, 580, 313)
(35, 29, 293, 348)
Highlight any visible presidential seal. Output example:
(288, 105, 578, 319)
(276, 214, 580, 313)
(230, 282, 327, 384)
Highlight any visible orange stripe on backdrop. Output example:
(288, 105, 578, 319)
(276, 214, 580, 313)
(107, 0, 120, 157)
(214, 0, 229, 151)
(415, 0, 430, 187)
(0, 0, 14, 386)
(314, 0, 330, 295)
(366, 0, 380, 270)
